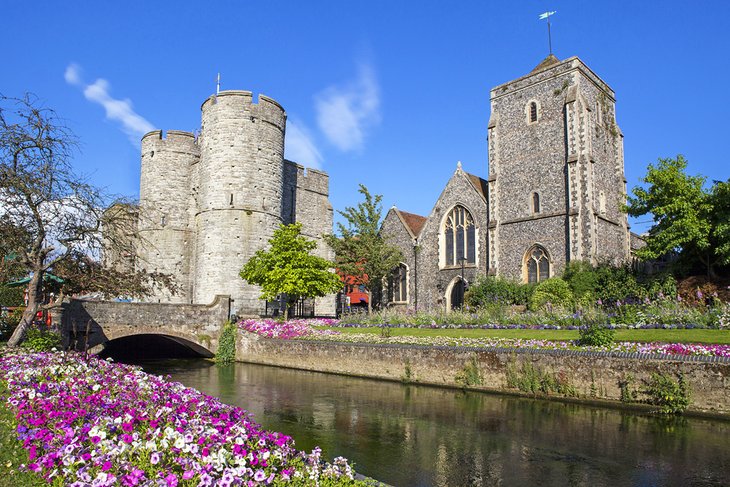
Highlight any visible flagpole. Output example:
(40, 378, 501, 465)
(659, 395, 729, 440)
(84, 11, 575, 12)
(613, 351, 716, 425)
(539, 11, 556, 56)
(548, 14, 552, 55)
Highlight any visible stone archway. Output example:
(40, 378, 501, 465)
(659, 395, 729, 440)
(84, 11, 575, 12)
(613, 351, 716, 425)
(445, 277, 466, 311)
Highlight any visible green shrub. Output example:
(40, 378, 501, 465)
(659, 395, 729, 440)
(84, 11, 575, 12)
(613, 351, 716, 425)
(578, 324, 615, 346)
(643, 372, 691, 414)
(215, 321, 237, 364)
(0, 286, 25, 307)
(505, 359, 577, 397)
(465, 276, 528, 307)
(529, 278, 574, 310)
(21, 328, 61, 352)
(455, 355, 482, 387)
(0, 308, 24, 341)
(562, 260, 598, 301)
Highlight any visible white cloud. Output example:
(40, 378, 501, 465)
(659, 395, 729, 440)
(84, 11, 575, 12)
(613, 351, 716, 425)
(64, 64, 82, 85)
(64, 63, 155, 145)
(315, 63, 380, 152)
(285, 119, 322, 169)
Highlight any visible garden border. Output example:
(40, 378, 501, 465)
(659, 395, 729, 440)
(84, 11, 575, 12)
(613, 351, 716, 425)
(299, 339, 730, 363)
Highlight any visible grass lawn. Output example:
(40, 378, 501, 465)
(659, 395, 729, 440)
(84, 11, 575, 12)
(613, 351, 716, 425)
(316, 326, 730, 345)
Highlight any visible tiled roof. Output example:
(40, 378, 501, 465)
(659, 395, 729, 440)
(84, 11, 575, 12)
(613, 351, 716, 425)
(397, 209, 427, 237)
(465, 172, 488, 201)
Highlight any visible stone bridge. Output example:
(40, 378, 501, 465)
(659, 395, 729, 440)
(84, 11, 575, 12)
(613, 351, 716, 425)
(59, 295, 231, 358)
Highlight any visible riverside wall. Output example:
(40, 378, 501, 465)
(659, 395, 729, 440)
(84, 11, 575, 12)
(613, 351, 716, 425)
(236, 333, 730, 417)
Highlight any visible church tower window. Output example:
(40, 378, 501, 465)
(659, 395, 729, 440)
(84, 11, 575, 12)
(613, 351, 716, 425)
(532, 192, 540, 213)
(524, 245, 550, 283)
(444, 205, 476, 267)
(529, 101, 538, 123)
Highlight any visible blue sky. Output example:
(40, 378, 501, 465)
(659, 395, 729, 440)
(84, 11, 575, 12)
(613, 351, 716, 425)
(3, 1, 729, 234)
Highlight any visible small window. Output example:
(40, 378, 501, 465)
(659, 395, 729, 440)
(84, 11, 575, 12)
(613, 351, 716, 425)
(532, 192, 540, 214)
(161, 215, 166, 226)
(530, 102, 538, 123)
(599, 192, 606, 215)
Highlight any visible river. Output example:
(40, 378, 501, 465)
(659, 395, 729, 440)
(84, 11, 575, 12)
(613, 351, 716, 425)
(139, 359, 730, 487)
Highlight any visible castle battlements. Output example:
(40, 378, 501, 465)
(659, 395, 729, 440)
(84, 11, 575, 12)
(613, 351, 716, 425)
(200, 91, 286, 131)
(134, 89, 334, 316)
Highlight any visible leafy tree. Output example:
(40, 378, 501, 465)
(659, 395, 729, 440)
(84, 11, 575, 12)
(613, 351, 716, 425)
(240, 223, 342, 320)
(626, 155, 729, 277)
(0, 94, 170, 346)
(323, 184, 402, 314)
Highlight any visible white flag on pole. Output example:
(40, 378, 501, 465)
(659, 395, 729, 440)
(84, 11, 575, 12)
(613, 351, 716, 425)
(539, 11, 556, 20)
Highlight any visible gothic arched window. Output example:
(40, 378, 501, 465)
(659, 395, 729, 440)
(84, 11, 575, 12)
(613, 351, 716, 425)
(532, 192, 540, 214)
(444, 206, 475, 267)
(524, 245, 550, 283)
(388, 263, 408, 303)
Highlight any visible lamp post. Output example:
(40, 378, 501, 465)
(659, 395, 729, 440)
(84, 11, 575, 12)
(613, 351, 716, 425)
(458, 257, 466, 312)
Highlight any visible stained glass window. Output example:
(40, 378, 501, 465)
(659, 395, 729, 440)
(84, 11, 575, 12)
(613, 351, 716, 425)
(444, 206, 475, 266)
(525, 246, 550, 283)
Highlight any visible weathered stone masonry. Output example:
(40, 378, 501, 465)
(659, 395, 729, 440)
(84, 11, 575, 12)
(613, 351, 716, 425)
(236, 334, 730, 417)
(383, 55, 633, 310)
(136, 91, 334, 316)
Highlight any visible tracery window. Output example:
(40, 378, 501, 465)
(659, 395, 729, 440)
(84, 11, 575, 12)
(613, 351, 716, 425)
(444, 206, 475, 267)
(525, 245, 550, 283)
(388, 264, 408, 302)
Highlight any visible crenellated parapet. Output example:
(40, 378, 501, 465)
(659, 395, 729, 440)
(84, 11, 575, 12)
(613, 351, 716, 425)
(132, 88, 334, 316)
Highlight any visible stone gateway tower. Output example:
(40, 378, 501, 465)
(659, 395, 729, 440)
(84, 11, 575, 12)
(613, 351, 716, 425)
(137, 91, 334, 316)
(382, 55, 633, 311)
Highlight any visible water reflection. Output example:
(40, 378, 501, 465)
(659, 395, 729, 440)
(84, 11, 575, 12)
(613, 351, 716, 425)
(142, 360, 730, 487)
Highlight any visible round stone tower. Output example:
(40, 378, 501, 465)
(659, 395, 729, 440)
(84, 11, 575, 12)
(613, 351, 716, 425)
(193, 91, 286, 314)
(138, 130, 199, 302)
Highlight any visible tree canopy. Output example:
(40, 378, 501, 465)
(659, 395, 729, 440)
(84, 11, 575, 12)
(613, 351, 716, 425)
(0, 94, 169, 346)
(323, 184, 402, 313)
(240, 223, 342, 320)
(626, 155, 730, 277)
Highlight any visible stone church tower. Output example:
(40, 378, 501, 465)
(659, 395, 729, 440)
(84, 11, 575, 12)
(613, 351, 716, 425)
(136, 91, 334, 316)
(487, 55, 630, 281)
(382, 55, 632, 310)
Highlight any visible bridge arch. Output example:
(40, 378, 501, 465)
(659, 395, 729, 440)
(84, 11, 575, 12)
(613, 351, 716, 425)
(98, 333, 214, 361)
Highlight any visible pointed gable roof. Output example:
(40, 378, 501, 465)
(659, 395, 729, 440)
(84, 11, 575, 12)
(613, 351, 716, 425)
(397, 209, 427, 237)
(464, 172, 488, 202)
(530, 54, 561, 74)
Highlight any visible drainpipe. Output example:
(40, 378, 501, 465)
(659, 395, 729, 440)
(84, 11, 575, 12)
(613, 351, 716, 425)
(413, 241, 419, 312)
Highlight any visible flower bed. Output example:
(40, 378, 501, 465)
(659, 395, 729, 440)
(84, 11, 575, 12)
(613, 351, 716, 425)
(0, 351, 365, 486)
(239, 320, 730, 358)
(240, 319, 341, 340)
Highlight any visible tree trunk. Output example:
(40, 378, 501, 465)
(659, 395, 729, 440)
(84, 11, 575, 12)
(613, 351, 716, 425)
(367, 289, 372, 315)
(7, 271, 43, 347)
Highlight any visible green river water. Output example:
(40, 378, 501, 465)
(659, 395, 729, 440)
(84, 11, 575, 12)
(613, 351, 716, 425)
(140, 359, 730, 487)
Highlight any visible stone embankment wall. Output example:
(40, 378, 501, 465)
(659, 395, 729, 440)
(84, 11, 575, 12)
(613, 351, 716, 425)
(60, 295, 231, 353)
(236, 333, 730, 417)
